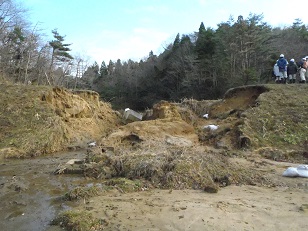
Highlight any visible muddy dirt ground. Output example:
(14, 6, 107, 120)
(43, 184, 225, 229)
(72, 158, 308, 231)
(82, 185, 308, 231)
(0, 151, 87, 231)
(1, 150, 307, 231)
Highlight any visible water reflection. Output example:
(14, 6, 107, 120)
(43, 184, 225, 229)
(0, 151, 87, 231)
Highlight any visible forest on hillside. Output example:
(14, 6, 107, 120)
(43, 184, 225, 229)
(1, 0, 308, 110)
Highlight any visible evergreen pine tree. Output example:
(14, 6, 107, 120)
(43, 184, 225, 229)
(107, 60, 114, 75)
(48, 29, 73, 85)
(49, 29, 73, 62)
(99, 61, 108, 77)
(195, 22, 216, 60)
(172, 33, 180, 50)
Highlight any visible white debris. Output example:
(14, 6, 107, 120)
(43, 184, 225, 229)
(35, 113, 40, 120)
(66, 159, 84, 165)
(282, 167, 299, 177)
(203, 124, 219, 131)
(282, 165, 308, 178)
(123, 108, 143, 122)
(297, 165, 308, 178)
(203, 113, 209, 119)
(88, 141, 96, 147)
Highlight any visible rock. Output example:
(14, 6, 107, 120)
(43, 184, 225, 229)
(66, 159, 84, 165)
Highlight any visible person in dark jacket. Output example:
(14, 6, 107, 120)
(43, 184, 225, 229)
(287, 58, 298, 83)
(277, 54, 288, 83)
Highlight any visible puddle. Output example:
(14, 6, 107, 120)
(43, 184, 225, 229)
(0, 151, 88, 231)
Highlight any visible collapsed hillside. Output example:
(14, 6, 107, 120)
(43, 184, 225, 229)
(68, 84, 305, 193)
(0, 84, 121, 158)
(1, 83, 308, 191)
(97, 84, 308, 160)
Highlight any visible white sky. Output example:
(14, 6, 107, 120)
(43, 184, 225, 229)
(19, 0, 305, 64)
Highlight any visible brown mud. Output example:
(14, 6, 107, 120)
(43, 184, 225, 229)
(0, 151, 87, 231)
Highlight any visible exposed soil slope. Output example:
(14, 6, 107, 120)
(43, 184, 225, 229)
(0, 84, 121, 158)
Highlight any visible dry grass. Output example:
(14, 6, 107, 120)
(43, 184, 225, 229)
(51, 210, 105, 231)
(84, 141, 271, 192)
(239, 84, 308, 161)
(64, 185, 101, 201)
(0, 83, 121, 158)
(0, 84, 64, 157)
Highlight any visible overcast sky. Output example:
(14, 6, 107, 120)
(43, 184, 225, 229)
(19, 0, 305, 65)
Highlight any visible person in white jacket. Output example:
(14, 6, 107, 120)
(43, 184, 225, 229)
(299, 57, 307, 83)
(273, 61, 280, 83)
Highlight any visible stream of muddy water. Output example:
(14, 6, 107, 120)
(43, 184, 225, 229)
(0, 150, 88, 231)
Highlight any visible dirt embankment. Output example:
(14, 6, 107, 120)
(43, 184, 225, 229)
(0, 84, 121, 159)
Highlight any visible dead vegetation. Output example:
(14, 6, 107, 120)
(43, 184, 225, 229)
(81, 142, 271, 193)
(64, 185, 101, 201)
(51, 210, 105, 230)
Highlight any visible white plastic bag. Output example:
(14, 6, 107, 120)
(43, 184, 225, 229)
(282, 165, 308, 178)
(203, 114, 209, 119)
(297, 165, 308, 178)
(203, 124, 219, 131)
(282, 167, 299, 177)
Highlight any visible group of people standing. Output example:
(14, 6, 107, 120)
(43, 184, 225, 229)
(273, 54, 307, 84)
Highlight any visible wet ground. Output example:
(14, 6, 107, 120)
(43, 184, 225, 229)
(0, 151, 88, 231)
(1, 149, 308, 231)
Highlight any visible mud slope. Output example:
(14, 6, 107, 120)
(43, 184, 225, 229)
(0, 84, 121, 158)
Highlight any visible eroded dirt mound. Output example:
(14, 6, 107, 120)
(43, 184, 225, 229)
(42, 87, 121, 149)
(101, 119, 198, 147)
(151, 100, 182, 119)
(101, 101, 198, 148)
(0, 84, 121, 158)
(209, 85, 268, 118)
(42, 87, 98, 118)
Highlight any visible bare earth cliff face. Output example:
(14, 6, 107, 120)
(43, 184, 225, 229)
(0, 84, 121, 158)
